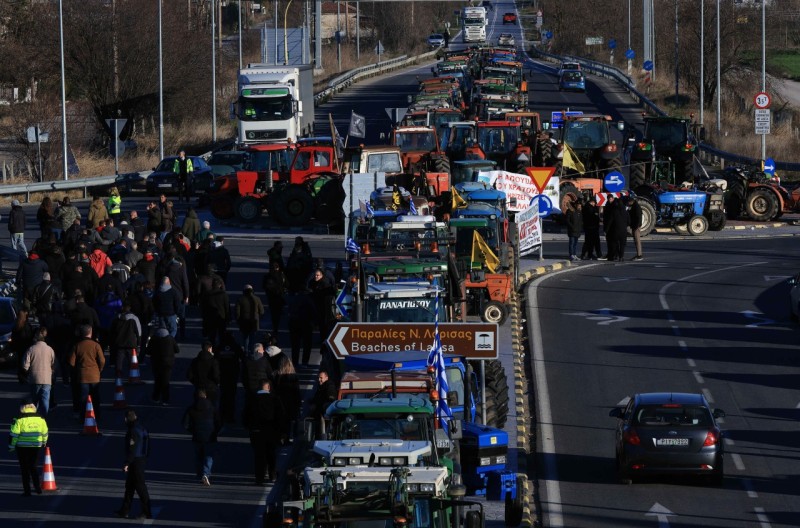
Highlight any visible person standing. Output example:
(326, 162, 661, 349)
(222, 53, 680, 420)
(188, 341, 221, 404)
(628, 197, 644, 261)
(173, 150, 194, 203)
(309, 268, 335, 344)
(209, 237, 232, 284)
(146, 202, 163, 235)
(565, 200, 583, 261)
(107, 187, 122, 224)
(8, 401, 48, 496)
(273, 354, 301, 442)
(181, 208, 201, 243)
(309, 370, 337, 439)
(601, 194, 616, 261)
(8, 199, 28, 257)
(37, 197, 56, 240)
(580, 196, 602, 260)
(201, 278, 230, 345)
(216, 331, 243, 424)
(267, 241, 284, 271)
(241, 343, 273, 427)
(54, 196, 81, 241)
(287, 291, 315, 366)
(110, 302, 142, 378)
(182, 390, 221, 486)
(115, 410, 152, 520)
(247, 379, 285, 485)
(146, 328, 179, 405)
(88, 196, 109, 229)
(235, 285, 264, 354)
(21, 328, 56, 416)
(262, 261, 287, 335)
(68, 324, 106, 418)
(608, 196, 630, 262)
(154, 277, 181, 338)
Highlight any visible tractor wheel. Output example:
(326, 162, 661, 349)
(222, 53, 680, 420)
(678, 157, 695, 183)
(210, 195, 235, 219)
(630, 163, 647, 189)
(433, 156, 451, 175)
(673, 222, 688, 235)
(725, 180, 746, 219)
(707, 210, 727, 231)
(314, 177, 346, 225)
(537, 138, 553, 165)
(234, 196, 263, 223)
(482, 300, 508, 325)
(271, 184, 314, 226)
(466, 511, 483, 528)
(605, 156, 622, 172)
(477, 359, 509, 429)
(560, 182, 580, 213)
(504, 474, 525, 527)
(745, 188, 779, 221)
(687, 215, 709, 236)
(637, 199, 656, 237)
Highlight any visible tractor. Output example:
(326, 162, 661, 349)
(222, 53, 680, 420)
(392, 125, 452, 178)
(638, 187, 725, 236)
(628, 116, 700, 191)
(723, 166, 800, 222)
(464, 120, 533, 174)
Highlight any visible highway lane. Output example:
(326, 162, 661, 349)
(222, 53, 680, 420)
(526, 237, 800, 527)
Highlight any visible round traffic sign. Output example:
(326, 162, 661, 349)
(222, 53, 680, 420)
(625, 48, 635, 60)
(545, 31, 553, 39)
(608, 39, 617, 50)
(604, 170, 625, 193)
(643, 60, 654, 71)
(531, 194, 553, 217)
(754, 92, 771, 109)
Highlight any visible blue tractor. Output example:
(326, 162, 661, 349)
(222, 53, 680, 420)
(639, 188, 726, 236)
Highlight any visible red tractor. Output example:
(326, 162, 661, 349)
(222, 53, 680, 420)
(464, 120, 534, 174)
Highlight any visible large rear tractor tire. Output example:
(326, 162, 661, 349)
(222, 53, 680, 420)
(630, 163, 647, 190)
(637, 199, 656, 237)
(210, 195, 235, 219)
(314, 177, 346, 225)
(725, 180, 746, 219)
(687, 215, 709, 236)
(234, 196, 264, 223)
(678, 156, 695, 183)
(605, 156, 622, 173)
(745, 188, 779, 222)
(482, 300, 508, 325)
(271, 184, 314, 226)
(537, 138, 553, 166)
(433, 156, 451, 175)
(477, 359, 510, 429)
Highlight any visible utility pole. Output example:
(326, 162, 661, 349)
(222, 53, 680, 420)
(716, 0, 721, 134)
(700, 0, 704, 125)
(761, 0, 766, 160)
(674, 0, 679, 103)
(59, 0, 68, 180)
(211, 0, 217, 142)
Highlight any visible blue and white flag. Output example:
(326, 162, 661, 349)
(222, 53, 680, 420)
(426, 293, 454, 433)
(345, 237, 360, 254)
(365, 200, 375, 217)
(409, 198, 418, 215)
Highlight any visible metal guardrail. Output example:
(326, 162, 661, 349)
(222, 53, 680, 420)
(528, 47, 800, 173)
(0, 175, 118, 201)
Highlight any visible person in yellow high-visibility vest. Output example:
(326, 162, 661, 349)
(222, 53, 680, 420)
(9, 401, 49, 496)
(173, 151, 194, 203)
(108, 186, 122, 223)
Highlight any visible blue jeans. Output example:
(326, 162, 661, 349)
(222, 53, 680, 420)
(32, 384, 51, 416)
(194, 441, 215, 478)
(568, 236, 580, 257)
(11, 233, 27, 256)
(160, 315, 178, 338)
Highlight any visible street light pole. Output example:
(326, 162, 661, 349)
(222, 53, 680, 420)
(211, 0, 217, 143)
(238, 0, 243, 69)
(627, 0, 631, 75)
(158, 0, 164, 160)
(284, 0, 293, 64)
(59, 0, 68, 180)
(761, 0, 766, 160)
(674, 0, 679, 103)
(716, 0, 721, 134)
(700, 0, 704, 126)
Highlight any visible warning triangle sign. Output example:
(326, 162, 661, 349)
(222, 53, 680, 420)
(525, 167, 557, 194)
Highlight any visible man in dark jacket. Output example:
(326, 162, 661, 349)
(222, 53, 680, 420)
(146, 328, 179, 405)
(110, 303, 141, 377)
(129, 210, 146, 243)
(146, 203, 162, 234)
(182, 390, 220, 486)
(580, 196, 603, 260)
(565, 201, 583, 261)
(115, 410, 152, 520)
(242, 343, 273, 427)
(309, 370, 337, 428)
(608, 197, 630, 261)
(216, 331, 243, 424)
(602, 194, 617, 261)
(154, 277, 180, 338)
(208, 237, 232, 284)
(17, 253, 48, 303)
(8, 199, 28, 257)
(235, 285, 264, 354)
(188, 341, 221, 403)
(68, 295, 101, 338)
(200, 279, 229, 344)
(628, 197, 644, 261)
(247, 379, 285, 484)
(163, 250, 190, 338)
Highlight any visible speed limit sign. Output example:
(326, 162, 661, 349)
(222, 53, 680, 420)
(754, 92, 771, 109)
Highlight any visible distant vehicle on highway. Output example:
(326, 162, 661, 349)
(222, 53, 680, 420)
(610, 392, 725, 485)
(207, 150, 248, 178)
(145, 156, 213, 196)
(558, 62, 582, 77)
(502, 12, 517, 24)
(559, 71, 586, 92)
(427, 33, 445, 49)
(497, 33, 515, 47)
(0, 297, 18, 369)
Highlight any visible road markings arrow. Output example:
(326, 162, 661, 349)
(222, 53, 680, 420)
(603, 277, 631, 282)
(764, 275, 791, 282)
(564, 308, 630, 325)
(740, 310, 776, 328)
(645, 503, 675, 527)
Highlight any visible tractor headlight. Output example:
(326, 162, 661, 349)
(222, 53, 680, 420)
(379, 457, 394, 466)
(495, 455, 506, 464)
(333, 458, 347, 466)
(393, 457, 407, 466)
(480, 457, 492, 466)
(419, 483, 436, 493)
(348, 457, 362, 465)
(406, 483, 420, 492)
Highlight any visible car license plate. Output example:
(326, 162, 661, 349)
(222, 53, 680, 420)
(656, 438, 689, 446)
(158, 183, 172, 188)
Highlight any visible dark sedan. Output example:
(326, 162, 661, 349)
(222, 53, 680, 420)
(145, 156, 213, 196)
(610, 392, 725, 485)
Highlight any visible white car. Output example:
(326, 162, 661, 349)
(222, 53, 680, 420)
(558, 61, 582, 77)
(498, 33, 515, 47)
(790, 273, 800, 320)
(427, 34, 445, 48)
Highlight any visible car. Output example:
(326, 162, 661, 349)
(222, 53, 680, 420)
(558, 61, 582, 77)
(790, 273, 800, 320)
(0, 297, 18, 369)
(207, 150, 248, 178)
(497, 33, 515, 47)
(503, 12, 517, 24)
(559, 71, 586, 92)
(609, 392, 725, 485)
(145, 156, 213, 196)
(427, 33, 445, 49)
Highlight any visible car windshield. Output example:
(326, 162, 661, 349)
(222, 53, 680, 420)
(477, 126, 518, 154)
(633, 404, 712, 426)
(395, 132, 436, 152)
(334, 415, 427, 441)
(155, 159, 176, 171)
(249, 149, 293, 172)
(364, 296, 441, 323)
(563, 72, 583, 82)
(239, 95, 293, 121)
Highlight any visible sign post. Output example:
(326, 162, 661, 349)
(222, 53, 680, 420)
(754, 92, 771, 136)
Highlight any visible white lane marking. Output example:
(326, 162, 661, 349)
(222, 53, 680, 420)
(677, 340, 687, 350)
(658, 262, 768, 311)
(528, 271, 568, 527)
(731, 453, 746, 471)
(702, 388, 715, 404)
(724, 437, 734, 446)
(743, 479, 758, 498)
(686, 358, 696, 367)
(693, 371, 705, 384)
(754, 507, 771, 528)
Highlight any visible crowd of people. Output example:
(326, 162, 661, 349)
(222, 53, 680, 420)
(5, 191, 346, 516)
(565, 193, 644, 262)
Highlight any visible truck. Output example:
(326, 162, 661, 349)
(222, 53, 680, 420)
(461, 6, 487, 43)
(230, 64, 314, 145)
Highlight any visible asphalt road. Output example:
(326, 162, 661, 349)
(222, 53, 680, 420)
(526, 236, 800, 528)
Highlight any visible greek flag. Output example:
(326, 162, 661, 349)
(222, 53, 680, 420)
(345, 237, 360, 254)
(409, 198, 418, 215)
(426, 293, 453, 433)
(365, 200, 375, 217)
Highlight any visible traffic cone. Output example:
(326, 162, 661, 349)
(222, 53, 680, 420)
(41, 446, 57, 491)
(113, 377, 128, 409)
(81, 396, 101, 436)
(128, 348, 143, 384)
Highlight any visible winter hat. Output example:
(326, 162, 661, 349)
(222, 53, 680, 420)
(20, 402, 37, 413)
(12, 199, 20, 206)
(265, 345, 282, 358)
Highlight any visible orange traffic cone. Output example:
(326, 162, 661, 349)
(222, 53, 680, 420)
(113, 377, 128, 409)
(128, 348, 143, 384)
(81, 395, 101, 436)
(41, 446, 57, 491)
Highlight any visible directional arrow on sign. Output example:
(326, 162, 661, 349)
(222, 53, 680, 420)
(645, 503, 675, 527)
(740, 310, 776, 328)
(764, 275, 791, 282)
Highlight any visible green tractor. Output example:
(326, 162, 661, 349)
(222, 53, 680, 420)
(628, 116, 700, 192)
